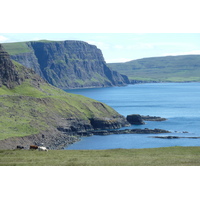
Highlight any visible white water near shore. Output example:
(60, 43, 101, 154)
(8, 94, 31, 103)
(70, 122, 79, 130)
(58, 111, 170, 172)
(65, 83, 200, 150)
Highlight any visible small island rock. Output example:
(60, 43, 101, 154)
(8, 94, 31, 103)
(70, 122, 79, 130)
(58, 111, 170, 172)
(126, 114, 145, 125)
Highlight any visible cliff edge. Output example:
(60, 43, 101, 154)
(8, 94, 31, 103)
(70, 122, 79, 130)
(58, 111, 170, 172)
(3, 40, 130, 89)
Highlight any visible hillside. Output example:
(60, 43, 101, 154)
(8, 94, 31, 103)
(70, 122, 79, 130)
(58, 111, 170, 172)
(2, 40, 129, 89)
(108, 55, 200, 83)
(0, 44, 129, 149)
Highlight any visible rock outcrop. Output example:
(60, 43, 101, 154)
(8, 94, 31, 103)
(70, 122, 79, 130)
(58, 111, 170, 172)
(126, 114, 145, 125)
(126, 114, 167, 125)
(141, 115, 167, 121)
(3, 40, 130, 89)
(90, 116, 129, 130)
(76, 128, 171, 136)
(0, 45, 21, 88)
(0, 44, 46, 89)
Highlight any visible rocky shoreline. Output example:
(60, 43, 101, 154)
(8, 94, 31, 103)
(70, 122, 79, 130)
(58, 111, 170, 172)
(0, 114, 170, 150)
(151, 136, 200, 139)
(0, 127, 171, 150)
(0, 116, 130, 150)
(0, 112, 171, 149)
(0, 130, 81, 150)
(76, 128, 171, 136)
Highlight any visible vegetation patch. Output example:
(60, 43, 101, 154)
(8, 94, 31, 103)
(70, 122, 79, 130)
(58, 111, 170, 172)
(0, 74, 119, 141)
(2, 42, 31, 55)
(108, 55, 200, 82)
(1, 146, 200, 166)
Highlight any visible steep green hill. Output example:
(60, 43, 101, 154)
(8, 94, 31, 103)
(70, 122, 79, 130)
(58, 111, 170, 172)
(0, 44, 129, 149)
(108, 55, 200, 83)
(2, 40, 130, 89)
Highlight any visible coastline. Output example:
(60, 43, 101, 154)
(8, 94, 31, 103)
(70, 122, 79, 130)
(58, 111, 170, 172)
(0, 126, 171, 150)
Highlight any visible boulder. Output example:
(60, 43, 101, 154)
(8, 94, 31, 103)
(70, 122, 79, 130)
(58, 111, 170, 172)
(126, 114, 145, 125)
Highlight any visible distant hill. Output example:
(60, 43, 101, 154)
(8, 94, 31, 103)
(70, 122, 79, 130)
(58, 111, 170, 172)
(0, 44, 129, 149)
(108, 55, 200, 83)
(2, 40, 129, 89)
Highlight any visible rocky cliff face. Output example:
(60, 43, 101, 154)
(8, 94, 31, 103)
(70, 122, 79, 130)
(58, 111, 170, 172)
(0, 44, 21, 88)
(3, 40, 130, 89)
(0, 44, 46, 90)
(10, 48, 44, 79)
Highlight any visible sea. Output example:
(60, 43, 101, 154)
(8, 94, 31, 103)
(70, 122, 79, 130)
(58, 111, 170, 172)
(64, 83, 200, 150)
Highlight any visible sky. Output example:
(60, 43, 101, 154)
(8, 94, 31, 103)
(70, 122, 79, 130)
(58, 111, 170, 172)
(1, 1, 200, 63)
(1, 33, 200, 63)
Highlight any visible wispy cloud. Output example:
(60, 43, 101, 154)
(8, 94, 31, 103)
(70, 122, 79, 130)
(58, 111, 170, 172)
(114, 45, 124, 49)
(0, 35, 9, 43)
(106, 58, 132, 63)
(87, 41, 110, 50)
(126, 42, 195, 50)
(163, 50, 200, 56)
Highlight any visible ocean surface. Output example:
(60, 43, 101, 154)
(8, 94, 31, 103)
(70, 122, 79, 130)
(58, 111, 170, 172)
(64, 83, 200, 150)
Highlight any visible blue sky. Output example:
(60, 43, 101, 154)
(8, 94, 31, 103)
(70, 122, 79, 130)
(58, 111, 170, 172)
(1, 33, 200, 63)
(1, 1, 200, 63)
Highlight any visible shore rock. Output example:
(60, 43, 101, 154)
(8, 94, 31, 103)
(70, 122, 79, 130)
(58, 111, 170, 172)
(151, 136, 200, 139)
(90, 116, 130, 130)
(77, 128, 171, 136)
(126, 114, 167, 125)
(141, 115, 167, 121)
(126, 114, 145, 125)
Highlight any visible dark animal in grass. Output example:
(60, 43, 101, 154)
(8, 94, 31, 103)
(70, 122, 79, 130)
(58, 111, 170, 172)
(16, 145, 24, 149)
(29, 145, 38, 150)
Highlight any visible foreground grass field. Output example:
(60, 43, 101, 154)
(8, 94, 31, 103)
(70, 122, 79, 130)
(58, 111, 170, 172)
(1, 146, 200, 166)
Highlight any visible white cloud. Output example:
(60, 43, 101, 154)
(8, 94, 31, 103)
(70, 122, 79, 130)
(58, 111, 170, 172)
(106, 58, 132, 63)
(87, 41, 110, 50)
(126, 42, 195, 51)
(163, 50, 200, 56)
(114, 45, 124, 49)
(0, 35, 9, 42)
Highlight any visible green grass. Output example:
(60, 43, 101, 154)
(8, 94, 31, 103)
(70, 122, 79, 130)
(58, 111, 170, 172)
(2, 41, 57, 55)
(2, 42, 31, 55)
(0, 146, 200, 166)
(0, 73, 118, 140)
(108, 55, 200, 82)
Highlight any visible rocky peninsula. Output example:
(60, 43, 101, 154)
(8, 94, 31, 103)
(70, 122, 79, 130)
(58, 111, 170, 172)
(0, 44, 130, 150)
(126, 114, 167, 125)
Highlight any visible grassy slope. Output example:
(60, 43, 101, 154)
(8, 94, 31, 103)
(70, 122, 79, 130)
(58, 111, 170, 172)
(108, 55, 200, 82)
(0, 146, 200, 166)
(2, 40, 56, 55)
(0, 61, 118, 141)
(2, 42, 31, 55)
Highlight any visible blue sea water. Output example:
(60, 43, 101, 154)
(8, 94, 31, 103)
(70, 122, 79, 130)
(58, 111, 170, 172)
(64, 83, 200, 150)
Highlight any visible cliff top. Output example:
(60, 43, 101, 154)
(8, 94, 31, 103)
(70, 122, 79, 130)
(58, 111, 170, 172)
(2, 40, 97, 55)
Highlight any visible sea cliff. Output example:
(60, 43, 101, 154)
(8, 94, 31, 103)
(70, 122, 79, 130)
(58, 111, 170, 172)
(3, 41, 130, 89)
